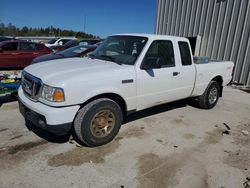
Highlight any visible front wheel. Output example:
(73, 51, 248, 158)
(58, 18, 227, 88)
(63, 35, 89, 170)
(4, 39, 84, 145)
(198, 81, 221, 109)
(11, 92, 18, 100)
(74, 98, 123, 147)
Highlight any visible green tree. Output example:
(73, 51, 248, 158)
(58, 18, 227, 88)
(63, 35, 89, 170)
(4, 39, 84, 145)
(0, 22, 98, 38)
(21, 26, 29, 36)
(0, 22, 5, 35)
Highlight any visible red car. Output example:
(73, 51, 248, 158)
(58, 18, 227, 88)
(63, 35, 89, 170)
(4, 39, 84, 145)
(0, 40, 52, 69)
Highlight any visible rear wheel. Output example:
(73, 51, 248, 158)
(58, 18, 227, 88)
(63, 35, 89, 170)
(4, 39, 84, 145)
(198, 81, 220, 109)
(74, 98, 123, 147)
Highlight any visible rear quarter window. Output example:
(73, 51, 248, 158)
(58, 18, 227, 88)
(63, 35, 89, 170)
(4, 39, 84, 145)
(178, 41, 192, 66)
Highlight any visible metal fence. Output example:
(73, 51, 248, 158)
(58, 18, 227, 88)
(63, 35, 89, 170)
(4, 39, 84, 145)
(15, 36, 76, 42)
(156, 0, 250, 87)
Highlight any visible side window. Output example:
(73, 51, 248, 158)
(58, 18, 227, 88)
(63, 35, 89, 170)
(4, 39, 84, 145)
(2, 43, 18, 51)
(145, 40, 175, 68)
(20, 42, 37, 51)
(178, 41, 192, 66)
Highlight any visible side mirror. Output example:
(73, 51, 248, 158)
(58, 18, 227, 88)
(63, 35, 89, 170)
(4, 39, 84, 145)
(0, 48, 2, 53)
(58, 41, 63, 46)
(141, 57, 161, 70)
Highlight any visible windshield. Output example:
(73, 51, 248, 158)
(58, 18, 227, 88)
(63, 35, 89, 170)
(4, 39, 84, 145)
(90, 36, 148, 65)
(57, 45, 88, 57)
(64, 40, 78, 48)
(48, 38, 58, 44)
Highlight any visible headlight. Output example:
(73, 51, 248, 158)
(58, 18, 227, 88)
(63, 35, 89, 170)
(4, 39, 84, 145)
(40, 84, 65, 102)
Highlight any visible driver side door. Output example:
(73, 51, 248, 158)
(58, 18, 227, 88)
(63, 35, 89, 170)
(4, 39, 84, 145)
(136, 40, 183, 110)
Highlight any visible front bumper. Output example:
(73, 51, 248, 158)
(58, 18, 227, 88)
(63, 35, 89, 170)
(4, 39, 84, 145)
(18, 88, 80, 135)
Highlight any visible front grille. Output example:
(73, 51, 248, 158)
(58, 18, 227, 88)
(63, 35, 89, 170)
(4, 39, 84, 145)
(22, 71, 42, 101)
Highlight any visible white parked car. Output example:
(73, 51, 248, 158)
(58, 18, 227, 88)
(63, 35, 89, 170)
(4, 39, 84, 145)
(18, 34, 234, 146)
(45, 38, 74, 47)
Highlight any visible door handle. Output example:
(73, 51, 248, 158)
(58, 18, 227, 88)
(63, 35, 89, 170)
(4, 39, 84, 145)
(11, 53, 19, 55)
(33, 53, 39, 55)
(173, 72, 180, 76)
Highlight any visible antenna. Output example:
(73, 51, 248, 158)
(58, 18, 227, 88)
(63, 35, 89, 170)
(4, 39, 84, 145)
(84, 14, 86, 33)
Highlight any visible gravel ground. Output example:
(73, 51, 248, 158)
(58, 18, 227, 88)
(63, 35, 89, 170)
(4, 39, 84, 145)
(0, 86, 249, 188)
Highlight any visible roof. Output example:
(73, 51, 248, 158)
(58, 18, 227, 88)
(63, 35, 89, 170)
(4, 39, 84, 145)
(111, 33, 189, 41)
(0, 40, 36, 45)
(0, 40, 48, 48)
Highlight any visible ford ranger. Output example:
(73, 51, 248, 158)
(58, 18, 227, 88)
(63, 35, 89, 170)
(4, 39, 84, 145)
(18, 34, 234, 146)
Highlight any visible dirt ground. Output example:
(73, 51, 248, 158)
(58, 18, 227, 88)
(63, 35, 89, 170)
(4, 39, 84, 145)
(0, 86, 249, 188)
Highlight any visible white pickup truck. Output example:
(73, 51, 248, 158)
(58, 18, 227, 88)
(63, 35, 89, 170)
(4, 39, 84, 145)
(18, 34, 234, 146)
(45, 38, 73, 47)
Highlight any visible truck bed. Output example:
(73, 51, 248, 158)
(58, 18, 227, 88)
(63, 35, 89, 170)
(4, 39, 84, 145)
(192, 60, 234, 96)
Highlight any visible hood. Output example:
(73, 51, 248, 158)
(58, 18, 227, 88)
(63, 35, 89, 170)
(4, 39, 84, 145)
(32, 53, 63, 64)
(25, 57, 133, 86)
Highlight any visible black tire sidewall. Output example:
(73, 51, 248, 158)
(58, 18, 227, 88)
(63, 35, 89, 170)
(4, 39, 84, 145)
(79, 99, 122, 146)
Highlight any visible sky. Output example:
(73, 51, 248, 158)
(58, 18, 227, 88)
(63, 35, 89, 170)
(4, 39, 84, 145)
(0, 0, 157, 37)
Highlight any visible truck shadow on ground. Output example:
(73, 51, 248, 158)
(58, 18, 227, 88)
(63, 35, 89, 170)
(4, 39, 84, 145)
(241, 89, 250, 93)
(24, 98, 200, 145)
(123, 98, 200, 123)
(24, 121, 71, 144)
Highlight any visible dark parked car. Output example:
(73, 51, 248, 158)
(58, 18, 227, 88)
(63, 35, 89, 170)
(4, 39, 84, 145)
(0, 36, 14, 43)
(0, 40, 52, 69)
(32, 45, 97, 64)
(50, 39, 102, 52)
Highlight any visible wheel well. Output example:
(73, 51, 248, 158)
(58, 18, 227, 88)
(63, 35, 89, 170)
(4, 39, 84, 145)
(212, 76, 223, 97)
(80, 93, 127, 115)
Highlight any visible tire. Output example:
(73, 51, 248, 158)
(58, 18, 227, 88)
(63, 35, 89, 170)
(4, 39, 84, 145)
(198, 81, 221, 109)
(74, 98, 123, 147)
(11, 92, 18, 100)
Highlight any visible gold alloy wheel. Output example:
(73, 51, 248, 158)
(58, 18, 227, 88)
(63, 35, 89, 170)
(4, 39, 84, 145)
(90, 110, 116, 138)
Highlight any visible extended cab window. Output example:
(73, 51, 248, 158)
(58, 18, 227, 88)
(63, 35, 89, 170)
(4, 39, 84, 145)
(178, 41, 192, 66)
(2, 42, 18, 51)
(145, 40, 175, 68)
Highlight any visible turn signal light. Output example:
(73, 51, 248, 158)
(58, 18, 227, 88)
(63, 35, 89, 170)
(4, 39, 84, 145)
(53, 89, 65, 102)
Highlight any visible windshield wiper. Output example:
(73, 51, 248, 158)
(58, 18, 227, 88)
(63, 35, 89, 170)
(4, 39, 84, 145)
(100, 55, 122, 65)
